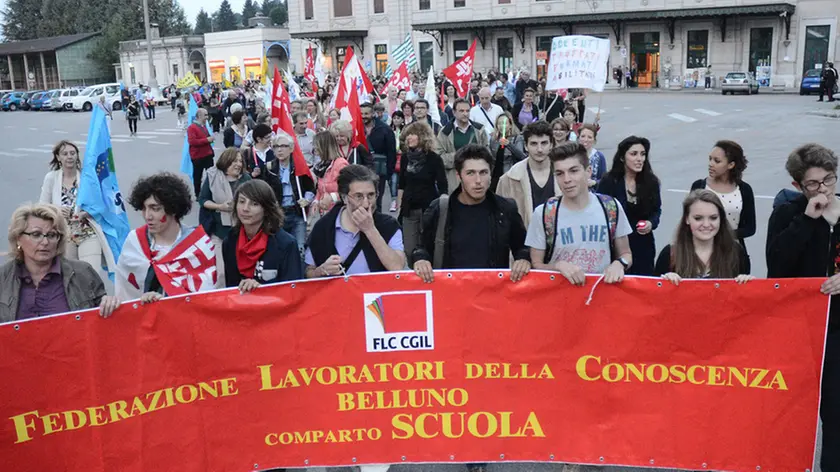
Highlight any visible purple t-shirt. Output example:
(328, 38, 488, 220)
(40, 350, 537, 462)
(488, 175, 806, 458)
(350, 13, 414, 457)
(305, 208, 404, 274)
(16, 258, 70, 320)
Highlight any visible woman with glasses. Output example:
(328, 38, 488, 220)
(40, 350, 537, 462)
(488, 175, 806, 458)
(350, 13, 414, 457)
(222, 180, 302, 293)
(242, 124, 275, 180)
(199, 147, 252, 287)
(266, 133, 315, 256)
(550, 118, 572, 147)
(690, 140, 755, 273)
(39, 140, 113, 279)
(1, 203, 106, 322)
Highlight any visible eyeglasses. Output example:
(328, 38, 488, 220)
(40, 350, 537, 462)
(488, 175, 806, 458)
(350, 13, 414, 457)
(347, 192, 377, 203)
(272, 144, 291, 149)
(22, 231, 62, 242)
(801, 174, 838, 192)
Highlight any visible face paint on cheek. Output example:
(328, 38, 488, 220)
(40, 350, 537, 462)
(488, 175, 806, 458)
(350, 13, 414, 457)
(160, 215, 167, 223)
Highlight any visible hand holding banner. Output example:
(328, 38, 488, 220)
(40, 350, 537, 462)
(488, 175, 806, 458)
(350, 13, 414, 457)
(545, 35, 611, 92)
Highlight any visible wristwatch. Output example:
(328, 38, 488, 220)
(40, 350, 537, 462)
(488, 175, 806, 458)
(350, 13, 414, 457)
(617, 257, 630, 270)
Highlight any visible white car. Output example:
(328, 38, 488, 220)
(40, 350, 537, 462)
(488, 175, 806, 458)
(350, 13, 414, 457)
(53, 88, 81, 111)
(721, 72, 760, 95)
(71, 83, 122, 112)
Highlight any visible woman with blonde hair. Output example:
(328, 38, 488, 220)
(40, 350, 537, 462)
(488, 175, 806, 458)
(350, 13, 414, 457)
(329, 119, 372, 167)
(489, 112, 526, 192)
(397, 121, 448, 262)
(1, 203, 106, 322)
(198, 147, 252, 287)
(312, 131, 350, 218)
(38, 140, 114, 278)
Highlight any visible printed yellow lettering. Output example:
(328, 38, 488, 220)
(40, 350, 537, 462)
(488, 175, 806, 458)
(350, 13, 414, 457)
(576, 355, 601, 381)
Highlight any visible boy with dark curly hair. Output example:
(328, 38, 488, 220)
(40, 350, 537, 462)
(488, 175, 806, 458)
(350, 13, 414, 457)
(99, 172, 219, 317)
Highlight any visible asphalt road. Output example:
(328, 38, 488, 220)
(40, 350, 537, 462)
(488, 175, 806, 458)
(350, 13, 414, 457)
(0, 92, 833, 471)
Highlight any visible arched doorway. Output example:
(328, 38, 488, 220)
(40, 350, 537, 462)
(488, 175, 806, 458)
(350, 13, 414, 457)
(188, 49, 207, 83)
(265, 42, 290, 75)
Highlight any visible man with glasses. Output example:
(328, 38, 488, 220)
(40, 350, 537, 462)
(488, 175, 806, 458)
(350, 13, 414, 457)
(293, 111, 317, 168)
(305, 165, 406, 279)
(243, 124, 275, 180)
(413, 99, 442, 135)
(766, 143, 840, 472)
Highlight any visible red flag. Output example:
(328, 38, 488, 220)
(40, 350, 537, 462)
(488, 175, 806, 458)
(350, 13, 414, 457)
(442, 40, 476, 98)
(333, 46, 374, 110)
(304, 46, 318, 94)
(271, 67, 314, 179)
(349, 85, 368, 151)
(379, 62, 411, 95)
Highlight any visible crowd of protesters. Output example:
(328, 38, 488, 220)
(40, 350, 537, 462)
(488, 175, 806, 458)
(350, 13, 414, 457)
(4, 67, 840, 472)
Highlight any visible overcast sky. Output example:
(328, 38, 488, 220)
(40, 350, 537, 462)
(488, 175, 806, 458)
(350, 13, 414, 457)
(0, 0, 251, 37)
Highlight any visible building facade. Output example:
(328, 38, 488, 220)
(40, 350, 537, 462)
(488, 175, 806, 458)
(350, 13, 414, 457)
(289, 0, 839, 88)
(118, 33, 207, 87)
(0, 32, 111, 90)
(204, 27, 295, 84)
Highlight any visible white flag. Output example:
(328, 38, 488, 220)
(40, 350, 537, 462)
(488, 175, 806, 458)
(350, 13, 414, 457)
(424, 66, 441, 125)
(285, 69, 301, 102)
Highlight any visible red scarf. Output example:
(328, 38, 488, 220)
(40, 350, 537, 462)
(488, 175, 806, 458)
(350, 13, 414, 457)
(236, 228, 268, 278)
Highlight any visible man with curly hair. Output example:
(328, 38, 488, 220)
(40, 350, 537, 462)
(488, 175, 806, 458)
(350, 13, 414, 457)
(99, 172, 219, 317)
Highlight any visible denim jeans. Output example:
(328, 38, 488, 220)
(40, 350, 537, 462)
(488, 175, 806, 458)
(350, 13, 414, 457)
(283, 211, 307, 264)
(389, 173, 399, 198)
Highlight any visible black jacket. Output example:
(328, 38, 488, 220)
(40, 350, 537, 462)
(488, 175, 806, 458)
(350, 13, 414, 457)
(222, 226, 303, 287)
(346, 144, 374, 169)
(265, 158, 316, 218)
(307, 203, 401, 273)
(366, 119, 398, 174)
(767, 194, 839, 332)
(413, 187, 529, 268)
(690, 179, 756, 241)
(223, 126, 250, 148)
(511, 102, 541, 129)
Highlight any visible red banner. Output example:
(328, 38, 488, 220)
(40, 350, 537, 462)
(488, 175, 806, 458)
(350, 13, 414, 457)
(381, 61, 411, 95)
(0, 273, 827, 471)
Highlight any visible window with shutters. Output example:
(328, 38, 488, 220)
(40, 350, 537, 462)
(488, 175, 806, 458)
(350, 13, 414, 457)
(374, 0, 384, 13)
(304, 0, 314, 19)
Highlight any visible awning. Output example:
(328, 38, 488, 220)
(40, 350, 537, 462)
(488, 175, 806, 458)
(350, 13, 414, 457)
(290, 30, 368, 53)
(412, 3, 795, 31)
(412, 3, 795, 50)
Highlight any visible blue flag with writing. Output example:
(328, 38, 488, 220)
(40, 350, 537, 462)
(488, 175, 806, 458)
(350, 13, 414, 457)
(77, 107, 130, 277)
(179, 94, 200, 176)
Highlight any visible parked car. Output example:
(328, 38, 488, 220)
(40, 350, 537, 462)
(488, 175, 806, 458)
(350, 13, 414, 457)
(54, 88, 81, 111)
(71, 83, 122, 112)
(41, 90, 62, 111)
(721, 72, 760, 95)
(1, 92, 25, 111)
(20, 91, 44, 111)
(29, 92, 48, 111)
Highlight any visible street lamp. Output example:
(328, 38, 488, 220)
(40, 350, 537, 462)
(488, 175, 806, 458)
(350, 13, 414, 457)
(142, 0, 160, 96)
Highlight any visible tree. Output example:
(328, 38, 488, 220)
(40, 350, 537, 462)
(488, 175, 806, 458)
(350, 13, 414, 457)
(260, 0, 272, 16)
(213, 0, 237, 32)
(194, 8, 212, 34)
(241, 0, 257, 26)
(269, 2, 287, 26)
(153, 0, 191, 36)
(1, 0, 44, 41)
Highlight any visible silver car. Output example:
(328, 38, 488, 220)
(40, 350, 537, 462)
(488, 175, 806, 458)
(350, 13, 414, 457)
(721, 72, 760, 95)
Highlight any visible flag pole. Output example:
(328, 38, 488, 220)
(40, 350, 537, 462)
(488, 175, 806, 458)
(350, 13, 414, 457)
(594, 90, 604, 125)
(295, 175, 308, 223)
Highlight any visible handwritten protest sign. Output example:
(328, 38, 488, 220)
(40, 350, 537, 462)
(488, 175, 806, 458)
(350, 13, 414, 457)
(546, 35, 611, 92)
